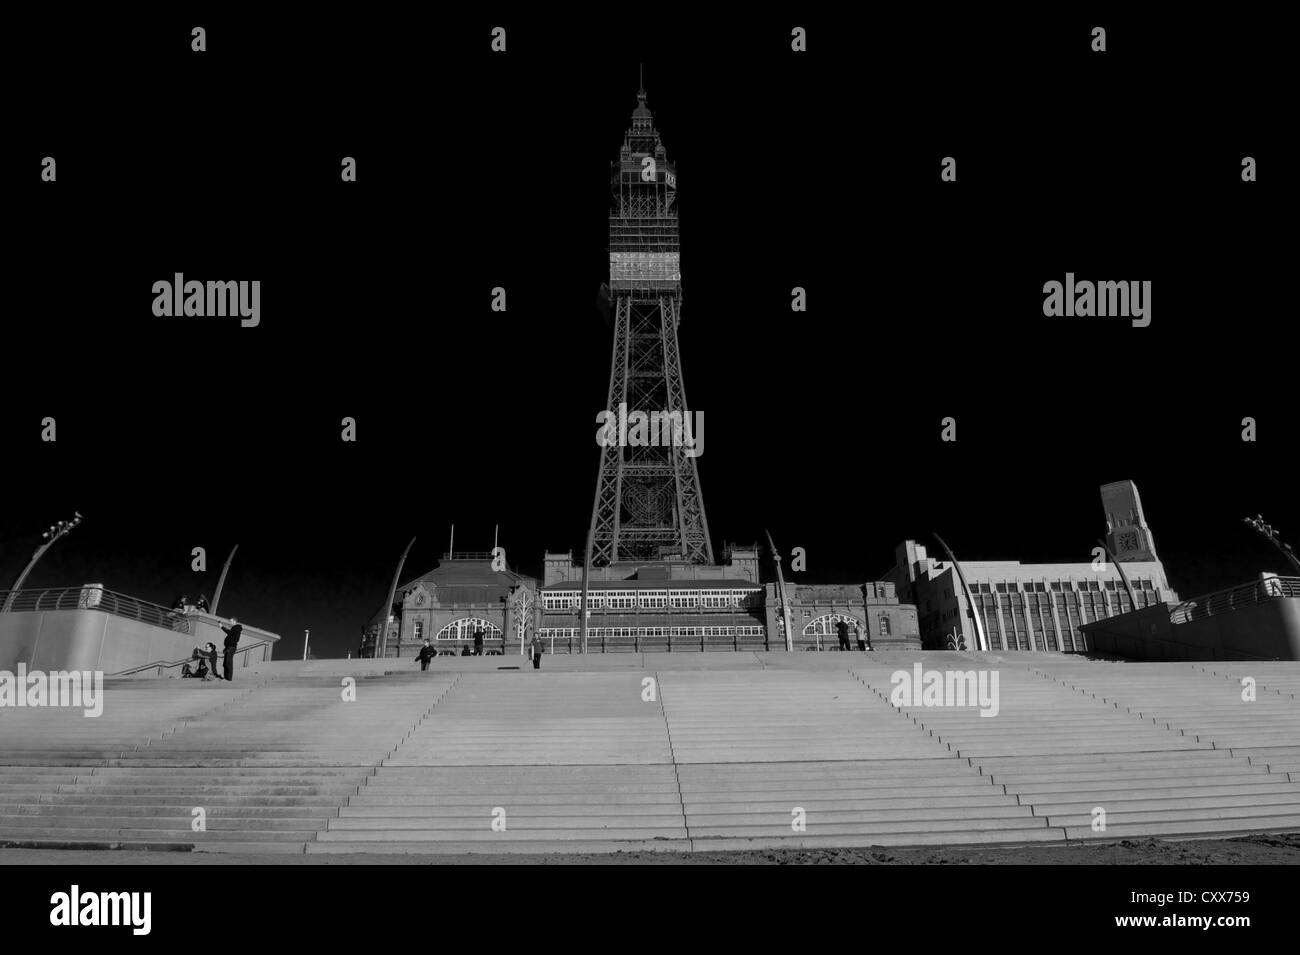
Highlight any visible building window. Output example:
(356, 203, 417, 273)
(879, 615, 891, 636)
(413, 621, 423, 642)
(640, 590, 667, 609)
(804, 613, 864, 636)
(670, 590, 699, 609)
(435, 617, 501, 641)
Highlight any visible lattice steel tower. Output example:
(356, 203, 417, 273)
(587, 80, 714, 566)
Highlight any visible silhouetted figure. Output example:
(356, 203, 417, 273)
(415, 639, 435, 671)
(181, 648, 203, 679)
(530, 633, 544, 670)
(473, 628, 484, 656)
(836, 619, 851, 651)
(460, 644, 472, 657)
(184, 642, 220, 681)
(204, 642, 221, 679)
(220, 619, 243, 681)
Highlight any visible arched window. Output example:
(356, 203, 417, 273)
(879, 615, 891, 636)
(413, 621, 423, 642)
(803, 613, 865, 636)
(435, 617, 502, 641)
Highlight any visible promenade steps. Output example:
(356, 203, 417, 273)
(3, 658, 1300, 853)
(1186, 664, 1300, 775)
(654, 672, 1050, 847)
(857, 659, 1300, 840)
(0, 673, 456, 850)
(313, 670, 1056, 852)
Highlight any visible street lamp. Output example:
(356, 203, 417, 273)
(376, 537, 416, 659)
(933, 532, 989, 653)
(2, 512, 84, 612)
(1244, 515, 1300, 575)
(764, 529, 794, 652)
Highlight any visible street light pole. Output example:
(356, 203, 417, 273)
(580, 529, 593, 654)
(1096, 538, 1140, 613)
(765, 529, 794, 652)
(1244, 516, 1300, 575)
(933, 532, 988, 653)
(210, 544, 240, 618)
(3, 512, 84, 612)
(302, 629, 310, 661)
(377, 537, 416, 659)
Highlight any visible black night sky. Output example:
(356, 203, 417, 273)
(3, 11, 1293, 658)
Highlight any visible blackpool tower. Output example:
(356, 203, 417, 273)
(587, 79, 713, 566)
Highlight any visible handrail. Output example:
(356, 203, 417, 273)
(1169, 576, 1300, 625)
(0, 586, 191, 634)
(110, 640, 275, 677)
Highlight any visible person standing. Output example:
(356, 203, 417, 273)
(473, 628, 484, 657)
(415, 638, 436, 671)
(836, 618, 851, 652)
(220, 619, 243, 682)
(529, 632, 544, 670)
(854, 623, 866, 652)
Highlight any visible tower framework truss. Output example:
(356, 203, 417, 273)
(588, 82, 713, 567)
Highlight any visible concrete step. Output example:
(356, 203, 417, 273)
(1044, 803, 1300, 826)
(313, 827, 688, 842)
(687, 816, 1052, 837)
(0, 827, 317, 842)
(0, 815, 329, 830)
(687, 829, 1069, 849)
(1063, 815, 1300, 840)
(304, 838, 692, 854)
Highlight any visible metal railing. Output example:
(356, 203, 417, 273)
(0, 586, 191, 634)
(111, 639, 276, 677)
(1169, 576, 1300, 625)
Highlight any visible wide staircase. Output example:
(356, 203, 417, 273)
(1, 654, 1298, 854)
(0, 671, 452, 851)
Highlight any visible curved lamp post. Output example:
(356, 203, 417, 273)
(377, 537, 416, 659)
(1244, 515, 1300, 575)
(210, 543, 240, 617)
(1096, 538, 1140, 614)
(3, 512, 84, 612)
(764, 529, 794, 652)
(933, 532, 988, 653)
